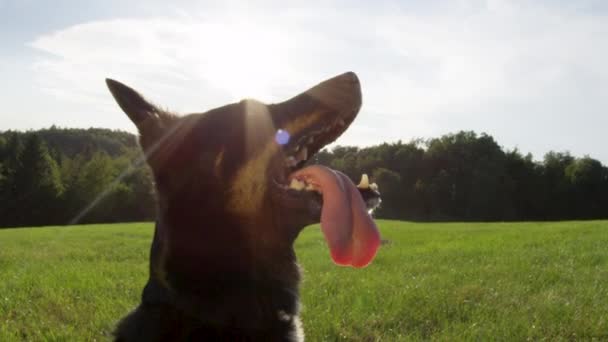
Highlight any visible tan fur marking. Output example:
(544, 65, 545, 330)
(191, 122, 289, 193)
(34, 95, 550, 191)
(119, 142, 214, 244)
(228, 110, 323, 215)
(283, 111, 324, 136)
(229, 140, 278, 214)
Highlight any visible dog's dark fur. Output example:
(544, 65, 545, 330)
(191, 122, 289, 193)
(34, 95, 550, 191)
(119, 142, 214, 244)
(106, 72, 378, 341)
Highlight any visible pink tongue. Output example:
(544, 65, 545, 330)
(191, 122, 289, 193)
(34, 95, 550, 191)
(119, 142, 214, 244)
(290, 165, 381, 268)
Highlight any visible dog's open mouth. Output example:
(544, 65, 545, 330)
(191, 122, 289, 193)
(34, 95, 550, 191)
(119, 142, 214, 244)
(271, 72, 381, 268)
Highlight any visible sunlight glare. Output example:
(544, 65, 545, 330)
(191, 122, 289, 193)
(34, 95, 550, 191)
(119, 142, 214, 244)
(191, 20, 291, 100)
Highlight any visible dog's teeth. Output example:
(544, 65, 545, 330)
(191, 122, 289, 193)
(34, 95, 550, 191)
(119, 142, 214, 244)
(357, 174, 370, 189)
(305, 183, 316, 191)
(289, 178, 306, 190)
(370, 183, 379, 191)
(286, 156, 297, 167)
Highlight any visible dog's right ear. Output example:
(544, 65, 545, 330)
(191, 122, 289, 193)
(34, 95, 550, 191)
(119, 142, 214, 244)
(105, 78, 174, 139)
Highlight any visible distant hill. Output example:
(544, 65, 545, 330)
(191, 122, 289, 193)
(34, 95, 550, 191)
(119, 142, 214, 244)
(0, 126, 138, 158)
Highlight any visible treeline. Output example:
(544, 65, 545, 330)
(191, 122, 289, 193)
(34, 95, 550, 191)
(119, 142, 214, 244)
(0, 128, 607, 228)
(314, 131, 608, 221)
(0, 127, 155, 228)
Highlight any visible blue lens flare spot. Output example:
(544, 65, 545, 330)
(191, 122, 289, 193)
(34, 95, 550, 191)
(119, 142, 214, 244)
(275, 129, 290, 145)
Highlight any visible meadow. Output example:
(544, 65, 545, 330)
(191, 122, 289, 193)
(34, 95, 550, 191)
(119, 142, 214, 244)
(0, 220, 607, 341)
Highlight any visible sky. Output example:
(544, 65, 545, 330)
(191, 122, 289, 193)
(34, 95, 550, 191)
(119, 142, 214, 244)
(1, 0, 607, 163)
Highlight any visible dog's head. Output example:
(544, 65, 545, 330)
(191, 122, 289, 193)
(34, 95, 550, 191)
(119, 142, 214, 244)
(106, 72, 380, 292)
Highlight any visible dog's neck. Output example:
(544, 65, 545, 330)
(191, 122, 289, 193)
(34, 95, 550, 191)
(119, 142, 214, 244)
(141, 221, 302, 338)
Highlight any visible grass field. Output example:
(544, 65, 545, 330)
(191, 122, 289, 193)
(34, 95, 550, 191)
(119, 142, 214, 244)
(1, 220, 607, 341)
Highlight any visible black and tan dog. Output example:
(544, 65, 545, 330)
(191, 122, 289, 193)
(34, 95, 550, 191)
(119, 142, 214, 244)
(106, 72, 381, 341)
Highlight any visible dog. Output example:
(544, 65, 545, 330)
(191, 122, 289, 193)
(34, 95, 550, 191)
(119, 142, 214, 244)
(106, 72, 381, 341)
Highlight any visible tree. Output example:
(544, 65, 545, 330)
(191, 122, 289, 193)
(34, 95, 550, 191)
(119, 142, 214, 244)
(504, 150, 543, 220)
(110, 152, 156, 222)
(5, 134, 64, 227)
(565, 157, 606, 218)
(423, 131, 511, 220)
(372, 168, 402, 219)
(542, 151, 575, 220)
(329, 146, 360, 180)
(68, 151, 118, 223)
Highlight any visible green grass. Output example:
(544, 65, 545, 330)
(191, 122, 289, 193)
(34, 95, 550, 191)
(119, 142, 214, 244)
(1, 221, 607, 341)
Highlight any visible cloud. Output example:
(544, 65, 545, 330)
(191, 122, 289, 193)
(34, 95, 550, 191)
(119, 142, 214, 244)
(23, 1, 608, 161)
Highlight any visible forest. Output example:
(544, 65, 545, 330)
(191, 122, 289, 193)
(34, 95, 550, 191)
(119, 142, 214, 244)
(0, 127, 606, 228)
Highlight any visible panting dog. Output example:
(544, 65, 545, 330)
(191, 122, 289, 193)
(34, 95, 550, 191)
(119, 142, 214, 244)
(106, 72, 381, 341)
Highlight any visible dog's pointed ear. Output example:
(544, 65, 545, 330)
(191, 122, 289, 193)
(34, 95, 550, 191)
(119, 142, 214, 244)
(106, 78, 174, 137)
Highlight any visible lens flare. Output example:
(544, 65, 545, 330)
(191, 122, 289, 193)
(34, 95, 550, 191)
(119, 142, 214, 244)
(275, 129, 290, 145)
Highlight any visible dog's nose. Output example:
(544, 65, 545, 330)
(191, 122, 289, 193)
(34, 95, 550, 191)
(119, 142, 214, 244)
(341, 71, 360, 85)
(305, 71, 362, 113)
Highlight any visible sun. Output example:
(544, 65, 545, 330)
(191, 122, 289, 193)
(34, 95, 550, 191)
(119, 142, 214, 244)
(191, 20, 292, 101)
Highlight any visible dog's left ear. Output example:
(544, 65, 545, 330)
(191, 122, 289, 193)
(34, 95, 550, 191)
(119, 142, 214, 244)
(106, 79, 175, 140)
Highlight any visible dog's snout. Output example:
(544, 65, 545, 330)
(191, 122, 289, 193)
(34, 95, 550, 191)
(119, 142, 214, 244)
(302, 72, 362, 114)
(341, 71, 359, 85)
